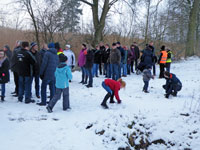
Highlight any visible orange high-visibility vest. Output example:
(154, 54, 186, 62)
(160, 51, 167, 64)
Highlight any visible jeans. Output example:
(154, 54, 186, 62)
(111, 64, 119, 81)
(118, 62, 122, 78)
(1, 84, 5, 97)
(143, 81, 149, 91)
(81, 67, 86, 82)
(104, 63, 108, 76)
(127, 64, 131, 74)
(31, 75, 40, 97)
(85, 68, 93, 86)
(106, 64, 112, 78)
(92, 64, 99, 77)
(166, 63, 171, 72)
(153, 63, 156, 75)
(48, 87, 70, 110)
(18, 76, 32, 102)
(102, 82, 112, 94)
(41, 79, 55, 104)
(123, 64, 127, 76)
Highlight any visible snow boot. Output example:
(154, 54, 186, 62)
(165, 94, 169, 98)
(83, 76, 88, 84)
(46, 106, 53, 113)
(172, 92, 177, 97)
(101, 93, 111, 109)
(1, 96, 5, 102)
(109, 93, 115, 103)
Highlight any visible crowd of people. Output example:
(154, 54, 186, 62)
(0, 40, 182, 112)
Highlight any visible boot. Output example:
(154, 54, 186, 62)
(109, 93, 115, 103)
(46, 106, 53, 113)
(1, 96, 5, 102)
(101, 93, 111, 109)
(83, 76, 88, 84)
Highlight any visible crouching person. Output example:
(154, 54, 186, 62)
(163, 71, 182, 98)
(101, 78, 126, 109)
(46, 54, 72, 113)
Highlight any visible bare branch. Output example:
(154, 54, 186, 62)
(79, 0, 93, 7)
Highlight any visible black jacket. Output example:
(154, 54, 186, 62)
(134, 45, 140, 59)
(17, 49, 36, 76)
(11, 46, 21, 72)
(0, 58, 10, 83)
(102, 48, 110, 63)
(30, 50, 41, 76)
(4, 45, 12, 62)
(141, 47, 154, 66)
(85, 50, 94, 69)
(93, 49, 102, 64)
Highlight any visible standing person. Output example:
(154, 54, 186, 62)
(166, 48, 172, 72)
(127, 48, 133, 75)
(17, 41, 36, 103)
(37, 42, 59, 106)
(149, 41, 156, 75)
(84, 47, 94, 88)
(110, 43, 121, 80)
(92, 45, 101, 77)
(116, 42, 125, 78)
(140, 45, 154, 69)
(30, 42, 41, 98)
(158, 45, 167, 78)
(122, 46, 128, 77)
(3, 45, 12, 63)
(55, 42, 64, 56)
(101, 78, 126, 109)
(63, 44, 76, 70)
(132, 42, 140, 72)
(10, 40, 21, 97)
(142, 65, 154, 93)
(163, 71, 182, 98)
(104, 44, 111, 78)
(46, 54, 72, 113)
(40, 43, 48, 63)
(130, 44, 136, 73)
(0, 50, 10, 101)
(78, 44, 87, 83)
(99, 42, 105, 75)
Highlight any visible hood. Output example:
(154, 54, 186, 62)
(57, 64, 68, 73)
(48, 48, 57, 54)
(4, 45, 11, 51)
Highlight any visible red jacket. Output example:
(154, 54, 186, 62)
(104, 79, 121, 101)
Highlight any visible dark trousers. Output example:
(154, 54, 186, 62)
(13, 71, 19, 94)
(99, 63, 102, 75)
(1, 84, 5, 97)
(31, 75, 40, 97)
(166, 63, 171, 72)
(48, 87, 70, 110)
(159, 64, 165, 78)
(18, 76, 32, 102)
(80, 67, 86, 82)
(104, 63, 108, 76)
(152, 63, 156, 75)
(127, 64, 131, 75)
(143, 81, 149, 91)
(166, 83, 182, 95)
(86, 68, 93, 86)
(41, 79, 55, 104)
(111, 64, 119, 81)
(131, 59, 138, 72)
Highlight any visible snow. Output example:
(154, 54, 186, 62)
(0, 57, 200, 150)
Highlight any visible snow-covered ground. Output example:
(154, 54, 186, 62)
(0, 57, 200, 150)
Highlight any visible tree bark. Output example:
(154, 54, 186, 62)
(185, 0, 200, 57)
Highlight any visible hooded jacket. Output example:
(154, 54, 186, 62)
(40, 48, 59, 80)
(55, 63, 72, 89)
(0, 58, 10, 83)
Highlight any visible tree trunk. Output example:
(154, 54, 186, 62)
(185, 0, 200, 57)
(144, 0, 151, 44)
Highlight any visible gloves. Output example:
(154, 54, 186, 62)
(40, 75, 44, 80)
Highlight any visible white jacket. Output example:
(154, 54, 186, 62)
(63, 49, 76, 67)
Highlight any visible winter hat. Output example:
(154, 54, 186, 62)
(112, 43, 116, 46)
(30, 42, 37, 49)
(59, 54, 68, 62)
(48, 42, 55, 48)
(82, 43, 87, 48)
(161, 45, 165, 50)
(66, 44, 71, 49)
(116, 41, 121, 45)
(55, 42, 60, 50)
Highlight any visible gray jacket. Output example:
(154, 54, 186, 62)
(143, 69, 153, 81)
(109, 48, 121, 64)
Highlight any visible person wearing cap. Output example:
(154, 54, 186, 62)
(63, 44, 76, 70)
(17, 41, 36, 104)
(46, 54, 72, 113)
(166, 48, 172, 72)
(55, 42, 64, 56)
(158, 45, 167, 78)
(142, 65, 154, 93)
(78, 44, 87, 84)
(30, 42, 41, 98)
(38, 42, 59, 106)
(109, 43, 121, 80)
(116, 42, 124, 78)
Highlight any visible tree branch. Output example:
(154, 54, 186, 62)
(79, 0, 93, 7)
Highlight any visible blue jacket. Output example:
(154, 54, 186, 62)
(40, 48, 59, 80)
(167, 73, 182, 85)
(117, 46, 125, 62)
(55, 63, 72, 89)
(141, 48, 154, 66)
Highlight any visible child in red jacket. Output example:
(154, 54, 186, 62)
(101, 78, 126, 109)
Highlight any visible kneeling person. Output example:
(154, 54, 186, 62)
(46, 54, 72, 113)
(163, 71, 182, 98)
